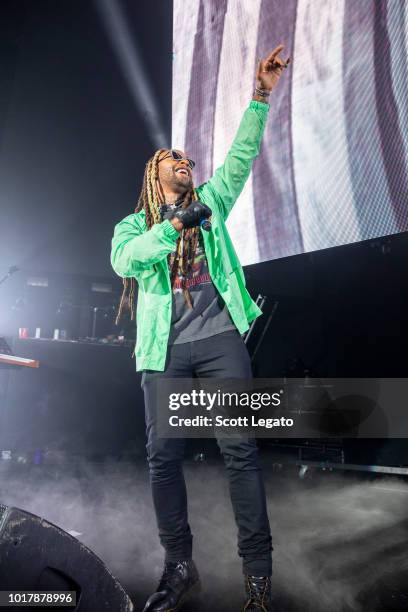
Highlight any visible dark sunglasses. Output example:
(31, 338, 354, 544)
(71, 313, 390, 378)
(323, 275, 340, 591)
(159, 149, 195, 170)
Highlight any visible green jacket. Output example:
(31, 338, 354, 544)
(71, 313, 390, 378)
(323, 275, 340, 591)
(111, 100, 269, 371)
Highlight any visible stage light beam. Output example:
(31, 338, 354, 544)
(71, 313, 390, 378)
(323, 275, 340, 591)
(94, 0, 168, 148)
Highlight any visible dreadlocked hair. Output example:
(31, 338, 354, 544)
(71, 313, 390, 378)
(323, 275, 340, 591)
(115, 148, 199, 326)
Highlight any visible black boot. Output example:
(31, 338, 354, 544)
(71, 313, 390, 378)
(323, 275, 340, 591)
(142, 559, 200, 611)
(242, 575, 272, 611)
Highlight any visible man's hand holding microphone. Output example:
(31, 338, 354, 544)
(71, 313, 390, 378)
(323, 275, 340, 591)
(160, 201, 212, 232)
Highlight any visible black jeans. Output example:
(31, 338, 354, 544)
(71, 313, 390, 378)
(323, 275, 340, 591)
(141, 329, 272, 576)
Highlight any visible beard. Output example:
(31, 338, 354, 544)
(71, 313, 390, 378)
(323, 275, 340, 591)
(172, 169, 193, 190)
(158, 167, 193, 202)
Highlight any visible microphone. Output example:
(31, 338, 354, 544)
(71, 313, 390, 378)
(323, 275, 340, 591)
(200, 218, 212, 232)
(0, 265, 20, 287)
(160, 203, 212, 231)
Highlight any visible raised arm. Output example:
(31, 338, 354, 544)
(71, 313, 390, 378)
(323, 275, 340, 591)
(199, 44, 290, 221)
(200, 101, 269, 221)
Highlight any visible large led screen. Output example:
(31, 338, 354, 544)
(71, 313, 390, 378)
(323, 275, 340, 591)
(173, 0, 408, 265)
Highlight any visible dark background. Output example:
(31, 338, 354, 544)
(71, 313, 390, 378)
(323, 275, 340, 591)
(0, 0, 172, 279)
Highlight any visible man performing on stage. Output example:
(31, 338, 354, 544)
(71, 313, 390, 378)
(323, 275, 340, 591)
(111, 44, 290, 612)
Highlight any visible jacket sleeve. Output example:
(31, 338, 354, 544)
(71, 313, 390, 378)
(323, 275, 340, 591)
(198, 100, 269, 221)
(110, 214, 180, 277)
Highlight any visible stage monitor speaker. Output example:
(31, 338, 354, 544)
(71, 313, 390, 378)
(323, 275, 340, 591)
(0, 504, 134, 611)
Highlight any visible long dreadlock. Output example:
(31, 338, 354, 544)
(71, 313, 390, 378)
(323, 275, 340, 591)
(115, 148, 199, 326)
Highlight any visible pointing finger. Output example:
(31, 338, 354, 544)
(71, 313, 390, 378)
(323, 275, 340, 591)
(256, 57, 262, 79)
(265, 44, 284, 62)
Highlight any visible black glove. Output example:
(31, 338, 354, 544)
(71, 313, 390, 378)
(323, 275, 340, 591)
(160, 201, 212, 229)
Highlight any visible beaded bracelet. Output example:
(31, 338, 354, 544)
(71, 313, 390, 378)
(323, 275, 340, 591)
(254, 86, 271, 98)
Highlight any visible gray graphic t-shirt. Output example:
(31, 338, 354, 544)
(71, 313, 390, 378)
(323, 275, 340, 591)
(167, 207, 236, 345)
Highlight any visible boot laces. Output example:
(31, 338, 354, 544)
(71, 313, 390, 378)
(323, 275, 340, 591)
(159, 561, 187, 588)
(246, 575, 271, 610)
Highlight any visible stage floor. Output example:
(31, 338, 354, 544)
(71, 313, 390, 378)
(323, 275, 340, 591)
(1, 453, 408, 611)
